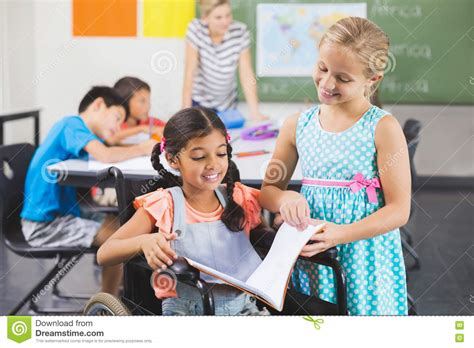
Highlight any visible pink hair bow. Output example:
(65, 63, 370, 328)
(160, 137, 166, 152)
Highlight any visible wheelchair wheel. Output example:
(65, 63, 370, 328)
(84, 292, 131, 316)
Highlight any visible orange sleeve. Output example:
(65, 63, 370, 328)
(133, 188, 174, 237)
(232, 182, 262, 236)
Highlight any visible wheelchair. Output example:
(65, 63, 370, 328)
(84, 167, 348, 316)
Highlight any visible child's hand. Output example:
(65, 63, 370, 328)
(272, 213, 284, 230)
(300, 221, 348, 257)
(139, 138, 158, 155)
(141, 232, 178, 270)
(279, 193, 311, 231)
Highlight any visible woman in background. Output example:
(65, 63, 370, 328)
(182, 0, 268, 120)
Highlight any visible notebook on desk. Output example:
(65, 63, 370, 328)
(88, 156, 153, 171)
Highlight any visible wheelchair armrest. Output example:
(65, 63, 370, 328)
(249, 225, 276, 251)
(301, 247, 338, 262)
(127, 256, 200, 283)
(168, 256, 200, 282)
(300, 247, 347, 314)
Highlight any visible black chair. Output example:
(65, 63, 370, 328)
(401, 119, 422, 271)
(84, 167, 347, 316)
(404, 119, 421, 189)
(401, 119, 422, 315)
(0, 143, 97, 314)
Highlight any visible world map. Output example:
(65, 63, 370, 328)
(256, 3, 367, 77)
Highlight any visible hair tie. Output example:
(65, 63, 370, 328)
(160, 137, 166, 152)
(226, 131, 231, 142)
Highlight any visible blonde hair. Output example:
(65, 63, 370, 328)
(320, 17, 390, 97)
(200, 0, 230, 18)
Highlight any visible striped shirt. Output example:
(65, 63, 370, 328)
(186, 19, 251, 111)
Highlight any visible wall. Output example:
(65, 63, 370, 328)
(1, 0, 37, 144)
(1, 1, 472, 178)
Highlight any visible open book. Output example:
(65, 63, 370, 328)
(185, 222, 324, 312)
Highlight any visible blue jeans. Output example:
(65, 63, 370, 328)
(162, 282, 269, 316)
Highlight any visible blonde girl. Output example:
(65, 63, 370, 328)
(259, 17, 410, 315)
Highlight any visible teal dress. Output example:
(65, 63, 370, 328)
(291, 105, 408, 315)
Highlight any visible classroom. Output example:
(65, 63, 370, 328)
(0, 0, 472, 345)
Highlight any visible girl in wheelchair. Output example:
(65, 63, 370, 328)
(97, 107, 270, 316)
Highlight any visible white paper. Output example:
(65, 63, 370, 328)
(88, 156, 153, 171)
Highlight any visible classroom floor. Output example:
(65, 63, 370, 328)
(0, 188, 472, 316)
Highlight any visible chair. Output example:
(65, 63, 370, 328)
(401, 119, 422, 270)
(0, 143, 97, 314)
(84, 166, 348, 316)
(404, 119, 421, 189)
(401, 119, 422, 315)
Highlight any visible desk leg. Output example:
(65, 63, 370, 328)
(34, 115, 39, 147)
(0, 120, 3, 146)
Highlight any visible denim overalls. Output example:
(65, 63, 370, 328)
(161, 186, 269, 316)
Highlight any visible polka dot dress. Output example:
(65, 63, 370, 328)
(291, 105, 408, 315)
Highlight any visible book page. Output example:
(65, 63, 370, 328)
(88, 156, 153, 171)
(184, 258, 263, 297)
(245, 223, 324, 310)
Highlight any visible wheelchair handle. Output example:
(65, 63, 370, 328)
(96, 166, 124, 183)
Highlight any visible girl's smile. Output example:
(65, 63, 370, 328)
(201, 172, 222, 183)
(319, 87, 341, 101)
